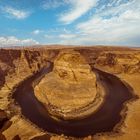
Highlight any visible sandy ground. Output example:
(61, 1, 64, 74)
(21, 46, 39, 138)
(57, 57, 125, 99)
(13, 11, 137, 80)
(2, 115, 45, 140)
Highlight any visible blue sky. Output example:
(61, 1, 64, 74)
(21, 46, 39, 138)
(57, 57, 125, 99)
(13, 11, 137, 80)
(0, 0, 140, 47)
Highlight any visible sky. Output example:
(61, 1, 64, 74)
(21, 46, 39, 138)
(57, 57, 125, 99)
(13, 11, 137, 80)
(0, 0, 140, 47)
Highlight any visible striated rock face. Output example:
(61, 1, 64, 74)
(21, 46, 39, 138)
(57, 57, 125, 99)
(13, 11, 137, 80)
(94, 52, 140, 74)
(0, 48, 58, 89)
(78, 47, 140, 74)
(53, 50, 94, 83)
(0, 48, 59, 139)
(34, 50, 101, 119)
(0, 48, 59, 110)
(0, 46, 140, 139)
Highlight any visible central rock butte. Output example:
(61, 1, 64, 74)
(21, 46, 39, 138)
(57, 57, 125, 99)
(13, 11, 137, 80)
(34, 50, 104, 120)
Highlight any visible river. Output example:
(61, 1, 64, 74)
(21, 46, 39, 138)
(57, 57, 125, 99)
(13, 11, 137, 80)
(12, 62, 134, 137)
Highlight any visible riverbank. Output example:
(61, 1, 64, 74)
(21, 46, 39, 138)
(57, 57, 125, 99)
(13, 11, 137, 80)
(10, 62, 134, 138)
(94, 73, 140, 140)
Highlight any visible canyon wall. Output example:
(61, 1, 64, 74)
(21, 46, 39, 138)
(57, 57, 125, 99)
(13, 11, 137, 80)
(0, 48, 58, 89)
(1, 47, 139, 94)
(78, 48, 140, 74)
(0, 48, 59, 140)
(0, 46, 140, 140)
(0, 48, 59, 109)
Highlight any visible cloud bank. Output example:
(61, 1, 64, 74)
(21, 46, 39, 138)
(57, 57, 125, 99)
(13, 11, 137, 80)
(0, 36, 39, 47)
(59, 0, 99, 24)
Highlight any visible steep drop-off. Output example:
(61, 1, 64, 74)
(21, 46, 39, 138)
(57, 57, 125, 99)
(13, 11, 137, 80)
(0, 48, 59, 140)
(0, 46, 140, 140)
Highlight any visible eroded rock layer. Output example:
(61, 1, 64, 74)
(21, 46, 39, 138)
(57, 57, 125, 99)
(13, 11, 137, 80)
(34, 50, 104, 119)
(0, 46, 140, 140)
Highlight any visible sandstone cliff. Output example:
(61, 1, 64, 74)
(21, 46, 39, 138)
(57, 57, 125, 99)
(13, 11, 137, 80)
(34, 50, 103, 120)
(0, 48, 58, 140)
(93, 51, 140, 74)
(77, 48, 140, 74)
(0, 46, 140, 140)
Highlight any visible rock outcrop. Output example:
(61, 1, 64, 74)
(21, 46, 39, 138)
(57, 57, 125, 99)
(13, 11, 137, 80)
(34, 50, 104, 120)
(77, 47, 140, 74)
(0, 48, 58, 139)
(94, 51, 140, 74)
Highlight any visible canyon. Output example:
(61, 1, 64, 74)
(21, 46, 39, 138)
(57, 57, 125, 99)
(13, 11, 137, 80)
(0, 46, 140, 140)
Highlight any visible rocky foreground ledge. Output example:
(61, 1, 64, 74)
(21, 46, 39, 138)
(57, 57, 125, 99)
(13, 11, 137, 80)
(34, 50, 105, 120)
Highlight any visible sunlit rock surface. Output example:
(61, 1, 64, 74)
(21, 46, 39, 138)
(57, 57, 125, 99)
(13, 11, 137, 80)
(34, 50, 99, 119)
(0, 47, 140, 139)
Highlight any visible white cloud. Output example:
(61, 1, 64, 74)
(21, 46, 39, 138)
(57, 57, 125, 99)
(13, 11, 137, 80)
(1, 6, 31, 19)
(59, 0, 99, 24)
(71, 0, 140, 46)
(44, 34, 56, 39)
(59, 33, 77, 39)
(95, 0, 139, 17)
(47, 0, 139, 46)
(32, 29, 42, 35)
(0, 36, 39, 47)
